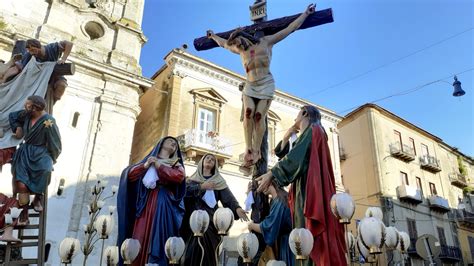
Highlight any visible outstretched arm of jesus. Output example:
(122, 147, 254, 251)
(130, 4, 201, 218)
(265, 3, 315, 45)
(207, 30, 241, 54)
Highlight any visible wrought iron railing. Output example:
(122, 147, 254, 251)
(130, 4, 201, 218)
(439, 245, 461, 261)
(178, 129, 232, 157)
(396, 184, 423, 203)
(428, 195, 450, 209)
(420, 155, 441, 170)
(390, 142, 415, 156)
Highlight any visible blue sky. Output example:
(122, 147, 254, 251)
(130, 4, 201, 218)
(140, 0, 473, 156)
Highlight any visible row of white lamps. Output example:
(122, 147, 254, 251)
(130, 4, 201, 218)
(57, 191, 411, 265)
(59, 237, 140, 265)
(164, 208, 315, 266)
(331, 192, 412, 265)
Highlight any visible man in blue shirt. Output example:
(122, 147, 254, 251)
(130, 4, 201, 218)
(22, 39, 73, 102)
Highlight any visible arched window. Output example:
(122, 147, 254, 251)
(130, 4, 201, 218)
(267, 110, 281, 151)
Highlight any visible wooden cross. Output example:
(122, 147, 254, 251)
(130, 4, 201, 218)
(193, 3, 334, 51)
(192, 2, 334, 227)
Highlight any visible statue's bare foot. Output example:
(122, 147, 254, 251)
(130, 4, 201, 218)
(243, 149, 254, 167)
(239, 165, 253, 176)
(16, 213, 30, 227)
(32, 195, 43, 212)
(252, 149, 261, 163)
(0, 227, 22, 243)
(16, 218, 29, 227)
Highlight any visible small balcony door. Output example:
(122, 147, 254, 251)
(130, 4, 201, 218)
(421, 143, 429, 157)
(198, 108, 216, 144)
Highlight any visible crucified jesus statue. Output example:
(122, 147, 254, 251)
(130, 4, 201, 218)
(207, 3, 315, 171)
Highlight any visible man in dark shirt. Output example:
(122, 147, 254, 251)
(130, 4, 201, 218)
(22, 39, 73, 102)
(10, 96, 62, 225)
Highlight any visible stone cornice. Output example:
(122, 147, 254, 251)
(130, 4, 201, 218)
(69, 55, 154, 90)
(0, 31, 152, 91)
(166, 52, 244, 87)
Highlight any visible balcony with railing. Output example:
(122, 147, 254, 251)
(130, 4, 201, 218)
(439, 245, 462, 262)
(177, 129, 233, 160)
(390, 142, 416, 162)
(455, 209, 474, 229)
(428, 195, 450, 213)
(396, 184, 423, 204)
(449, 172, 468, 189)
(419, 155, 441, 173)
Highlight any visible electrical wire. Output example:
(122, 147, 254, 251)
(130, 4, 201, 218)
(303, 27, 474, 97)
(336, 68, 473, 115)
(201, 68, 472, 151)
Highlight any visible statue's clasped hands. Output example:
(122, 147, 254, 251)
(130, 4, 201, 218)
(144, 156, 161, 169)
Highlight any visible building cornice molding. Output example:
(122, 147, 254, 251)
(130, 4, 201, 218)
(0, 31, 152, 91)
(166, 52, 244, 87)
(341, 104, 442, 141)
(69, 55, 154, 90)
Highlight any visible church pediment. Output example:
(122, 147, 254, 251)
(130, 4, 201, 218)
(189, 87, 227, 104)
(268, 110, 281, 122)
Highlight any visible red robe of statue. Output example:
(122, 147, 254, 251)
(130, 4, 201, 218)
(127, 163, 185, 266)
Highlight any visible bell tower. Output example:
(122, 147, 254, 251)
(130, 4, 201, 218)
(0, 1, 152, 264)
(1, 0, 146, 74)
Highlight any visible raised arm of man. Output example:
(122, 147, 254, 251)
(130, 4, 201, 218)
(207, 30, 241, 54)
(265, 4, 315, 45)
(57, 40, 73, 64)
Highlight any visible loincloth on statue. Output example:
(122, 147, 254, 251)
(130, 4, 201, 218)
(242, 74, 275, 100)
